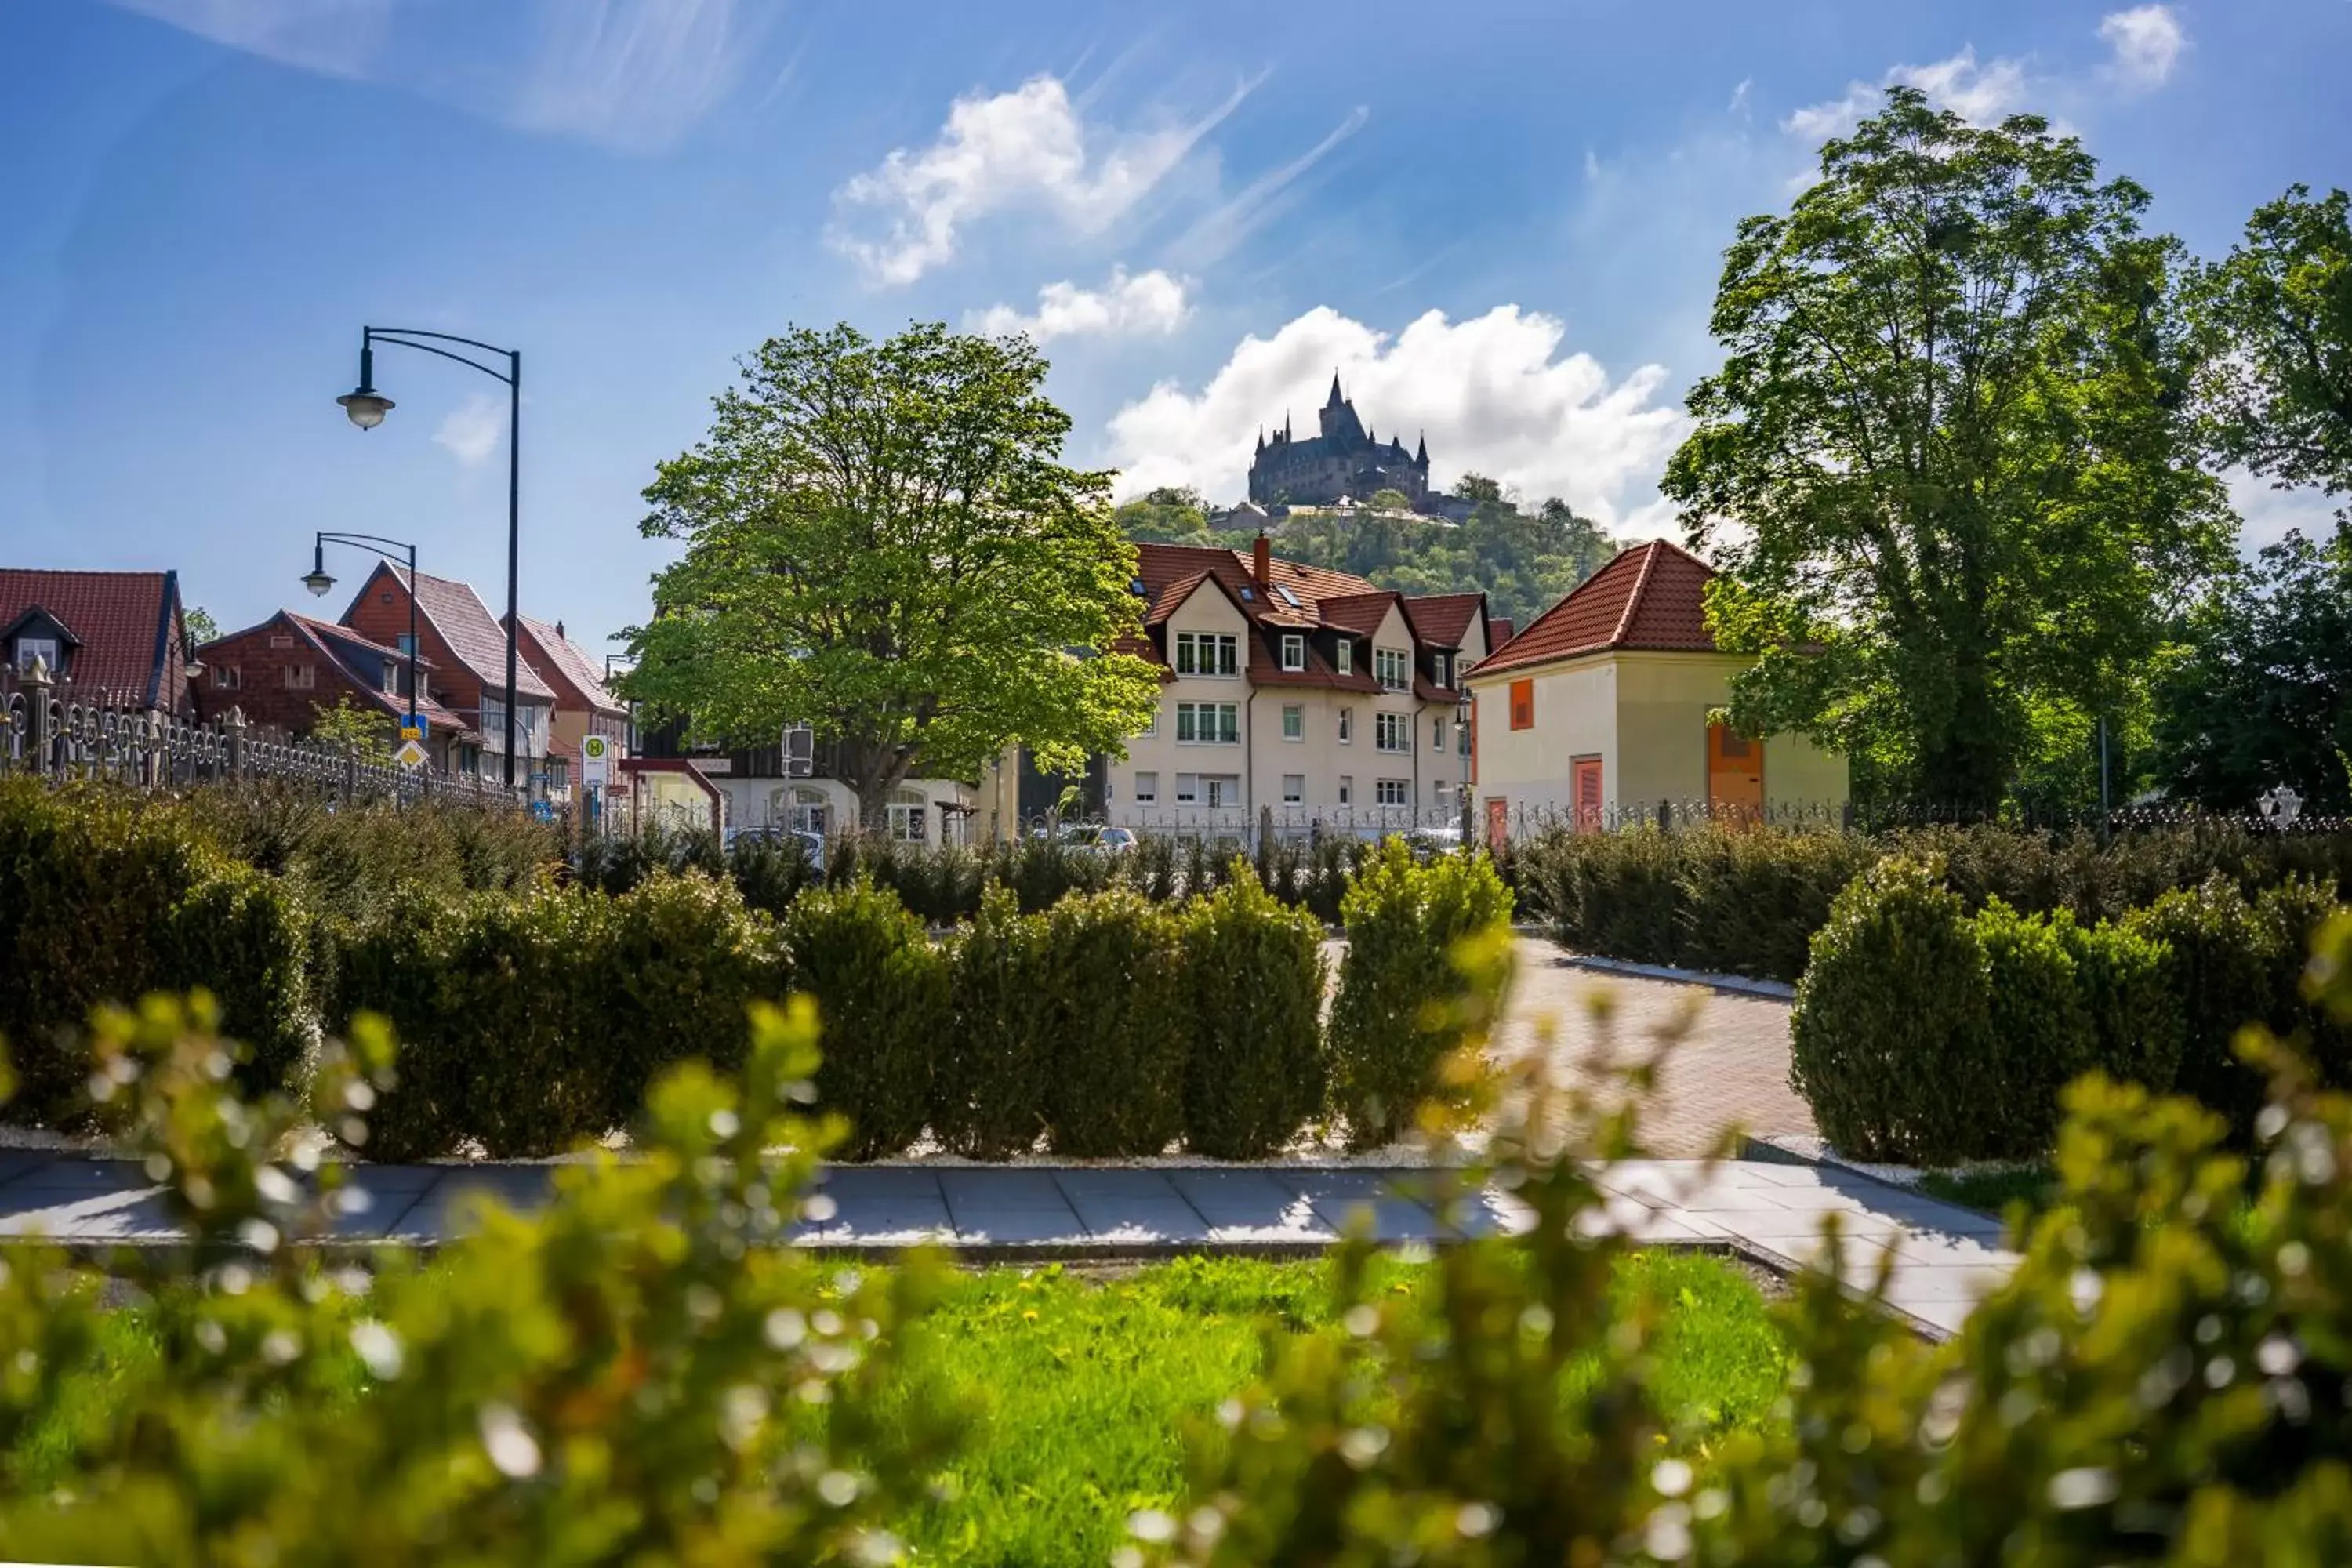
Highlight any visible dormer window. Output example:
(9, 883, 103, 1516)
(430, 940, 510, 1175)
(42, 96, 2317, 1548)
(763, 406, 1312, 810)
(1335, 640, 1352, 677)
(1432, 652, 1451, 688)
(1280, 633, 1305, 672)
(13, 636, 58, 673)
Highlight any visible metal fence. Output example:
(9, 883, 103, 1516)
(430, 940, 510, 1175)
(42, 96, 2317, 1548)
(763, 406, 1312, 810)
(0, 662, 520, 811)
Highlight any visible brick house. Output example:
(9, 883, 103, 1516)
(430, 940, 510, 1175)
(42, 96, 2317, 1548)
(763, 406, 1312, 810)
(337, 563, 556, 791)
(193, 610, 473, 768)
(508, 615, 627, 802)
(0, 568, 198, 717)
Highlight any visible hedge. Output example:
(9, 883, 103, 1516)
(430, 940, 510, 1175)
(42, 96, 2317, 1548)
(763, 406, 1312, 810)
(1520, 818, 2352, 983)
(782, 879, 948, 1160)
(1791, 855, 2348, 1162)
(0, 780, 310, 1121)
(1177, 869, 1329, 1160)
(1327, 841, 1515, 1149)
(933, 885, 1054, 1158)
(1040, 888, 1189, 1157)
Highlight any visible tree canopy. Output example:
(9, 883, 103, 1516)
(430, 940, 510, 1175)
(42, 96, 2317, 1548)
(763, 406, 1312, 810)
(2189, 183, 2352, 510)
(1664, 88, 2233, 806)
(622, 322, 1161, 827)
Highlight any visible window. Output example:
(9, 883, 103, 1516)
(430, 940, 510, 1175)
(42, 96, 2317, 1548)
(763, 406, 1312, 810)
(1335, 641, 1352, 677)
(1432, 717, 1447, 751)
(1175, 702, 1239, 743)
(785, 787, 828, 835)
(268, 633, 295, 652)
(548, 757, 569, 789)
(1338, 707, 1353, 743)
(1138, 704, 1159, 738)
(284, 664, 316, 691)
(1203, 777, 1233, 808)
(1280, 633, 1305, 672)
(1174, 631, 1238, 677)
(1375, 712, 1410, 752)
(887, 787, 928, 843)
(1133, 771, 1158, 804)
(1282, 704, 1303, 741)
(395, 633, 416, 657)
(1376, 779, 1410, 807)
(1460, 720, 1472, 759)
(1432, 653, 1450, 688)
(1508, 678, 1535, 731)
(211, 665, 241, 690)
(1433, 781, 1451, 806)
(1174, 773, 1199, 804)
(1374, 647, 1409, 690)
(1282, 773, 1305, 804)
(1338, 775, 1353, 805)
(13, 637, 58, 673)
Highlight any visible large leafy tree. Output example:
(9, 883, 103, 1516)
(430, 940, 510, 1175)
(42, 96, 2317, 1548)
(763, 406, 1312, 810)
(1663, 89, 2233, 805)
(623, 322, 1161, 829)
(2189, 183, 2352, 509)
(2154, 528, 2352, 815)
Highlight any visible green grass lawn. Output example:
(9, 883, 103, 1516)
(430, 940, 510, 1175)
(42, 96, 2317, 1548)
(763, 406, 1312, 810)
(10, 1252, 1786, 1566)
(1917, 1164, 2056, 1218)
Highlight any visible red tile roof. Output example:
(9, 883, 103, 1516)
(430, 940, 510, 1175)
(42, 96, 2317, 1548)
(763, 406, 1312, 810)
(514, 615, 625, 715)
(1471, 540, 1719, 678)
(276, 612, 474, 739)
(281, 611, 437, 670)
(1401, 592, 1486, 648)
(351, 564, 555, 701)
(1486, 617, 1515, 647)
(0, 568, 183, 706)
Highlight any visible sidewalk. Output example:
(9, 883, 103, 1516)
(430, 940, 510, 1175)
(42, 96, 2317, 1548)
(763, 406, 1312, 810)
(0, 1150, 2016, 1337)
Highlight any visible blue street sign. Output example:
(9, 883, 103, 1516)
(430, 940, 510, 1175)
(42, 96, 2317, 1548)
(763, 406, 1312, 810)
(400, 712, 429, 741)
(531, 801, 556, 822)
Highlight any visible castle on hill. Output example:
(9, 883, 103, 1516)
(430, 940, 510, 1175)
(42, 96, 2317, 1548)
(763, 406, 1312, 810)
(1247, 376, 1432, 510)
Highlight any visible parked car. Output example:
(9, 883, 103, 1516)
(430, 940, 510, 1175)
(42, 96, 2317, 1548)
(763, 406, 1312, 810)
(726, 824, 826, 870)
(1040, 822, 1138, 855)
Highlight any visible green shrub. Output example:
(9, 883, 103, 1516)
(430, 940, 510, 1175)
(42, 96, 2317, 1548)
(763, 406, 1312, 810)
(597, 872, 786, 1131)
(782, 878, 946, 1159)
(1789, 856, 1997, 1163)
(429, 887, 608, 1158)
(0, 782, 311, 1120)
(2129, 877, 2292, 1141)
(2057, 913, 2182, 1091)
(1676, 827, 1875, 979)
(328, 886, 472, 1160)
(1970, 899, 2098, 1159)
(1327, 841, 1515, 1149)
(935, 885, 1052, 1158)
(1177, 867, 1327, 1159)
(1041, 888, 1188, 1157)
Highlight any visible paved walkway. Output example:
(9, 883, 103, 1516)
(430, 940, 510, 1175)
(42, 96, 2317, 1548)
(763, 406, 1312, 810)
(1497, 941, 1816, 1156)
(0, 1150, 2013, 1337)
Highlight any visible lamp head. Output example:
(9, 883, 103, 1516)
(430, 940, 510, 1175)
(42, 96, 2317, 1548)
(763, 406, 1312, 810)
(302, 568, 336, 598)
(338, 388, 394, 430)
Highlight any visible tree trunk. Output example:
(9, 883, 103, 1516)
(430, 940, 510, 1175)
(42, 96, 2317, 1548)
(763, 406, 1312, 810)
(843, 738, 920, 834)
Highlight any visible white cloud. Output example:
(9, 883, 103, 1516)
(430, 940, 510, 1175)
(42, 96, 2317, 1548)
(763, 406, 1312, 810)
(1784, 45, 2030, 140)
(1728, 78, 1752, 115)
(2227, 470, 2344, 557)
(433, 394, 507, 469)
(107, 0, 394, 78)
(829, 74, 1248, 286)
(2100, 5, 2186, 89)
(1164, 105, 1368, 271)
(512, 0, 768, 152)
(1104, 305, 1688, 530)
(971, 267, 1191, 343)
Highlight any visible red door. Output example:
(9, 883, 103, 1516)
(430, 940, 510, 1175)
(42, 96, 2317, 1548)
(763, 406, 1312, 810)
(1485, 797, 1510, 851)
(1572, 757, 1603, 833)
(1707, 723, 1763, 825)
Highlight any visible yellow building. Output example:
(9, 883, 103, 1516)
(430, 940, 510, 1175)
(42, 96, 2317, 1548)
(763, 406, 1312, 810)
(1464, 540, 1846, 840)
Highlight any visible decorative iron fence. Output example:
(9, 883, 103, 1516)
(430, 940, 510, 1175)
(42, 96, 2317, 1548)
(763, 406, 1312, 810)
(0, 662, 519, 811)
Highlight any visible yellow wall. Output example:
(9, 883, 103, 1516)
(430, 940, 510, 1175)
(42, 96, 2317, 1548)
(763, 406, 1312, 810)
(1468, 649, 1848, 828)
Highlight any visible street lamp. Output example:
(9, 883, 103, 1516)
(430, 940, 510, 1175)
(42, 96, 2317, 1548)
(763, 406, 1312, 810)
(303, 532, 422, 735)
(334, 325, 524, 789)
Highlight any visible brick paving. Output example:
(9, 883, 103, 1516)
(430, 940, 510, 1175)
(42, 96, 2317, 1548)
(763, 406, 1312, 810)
(1494, 938, 1815, 1157)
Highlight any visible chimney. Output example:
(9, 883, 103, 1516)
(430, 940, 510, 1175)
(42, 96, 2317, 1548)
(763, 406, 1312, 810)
(1252, 530, 1271, 589)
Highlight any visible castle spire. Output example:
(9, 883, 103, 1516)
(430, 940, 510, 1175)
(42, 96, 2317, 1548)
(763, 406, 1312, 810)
(1415, 430, 1428, 465)
(1326, 371, 1345, 408)
(1255, 426, 1265, 455)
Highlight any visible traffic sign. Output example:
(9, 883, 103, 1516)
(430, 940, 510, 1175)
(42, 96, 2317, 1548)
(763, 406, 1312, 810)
(581, 732, 611, 787)
(400, 712, 428, 741)
(394, 738, 428, 770)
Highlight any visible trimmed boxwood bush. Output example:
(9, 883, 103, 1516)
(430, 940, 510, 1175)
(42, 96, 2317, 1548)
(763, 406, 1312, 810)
(1327, 841, 1515, 1149)
(2057, 913, 2181, 1091)
(1177, 867, 1328, 1160)
(1041, 887, 1188, 1157)
(934, 885, 1052, 1159)
(782, 878, 946, 1160)
(597, 872, 787, 1131)
(1790, 856, 1997, 1163)
(1971, 900, 2098, 1159)
(0, 781, 310, 1121)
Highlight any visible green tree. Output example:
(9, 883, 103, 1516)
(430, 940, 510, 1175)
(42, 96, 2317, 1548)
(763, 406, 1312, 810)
(2190, 183, 2352, 510)
(182, 605, 218, 647)
(307, 695, 395, 762)
(1662, 88, 2233, 805)
(622, 322, 1163, 829)
(2154, 527, 2352, 814)
(1365, 487, 1414, 512)
(1112, 485, 1217, 544)
(1452, 472, 1504, 503)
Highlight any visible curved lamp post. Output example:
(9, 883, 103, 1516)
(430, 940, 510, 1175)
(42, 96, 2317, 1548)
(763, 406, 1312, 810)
(303, 532, 422, 732)
(337, 326, 523, 789)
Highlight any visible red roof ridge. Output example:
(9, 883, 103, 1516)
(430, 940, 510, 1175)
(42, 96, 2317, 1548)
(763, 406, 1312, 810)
(1610, 540, 1661, 647)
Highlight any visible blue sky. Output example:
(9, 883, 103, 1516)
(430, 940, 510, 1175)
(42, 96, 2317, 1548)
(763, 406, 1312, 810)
(3, 0, 2346, 658)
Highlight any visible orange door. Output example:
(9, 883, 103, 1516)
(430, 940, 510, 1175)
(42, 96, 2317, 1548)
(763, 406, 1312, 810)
(1572, 757, 1603, 833)
(1485, 796, 1510, 851)
(1707, 723, 1763, 823)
